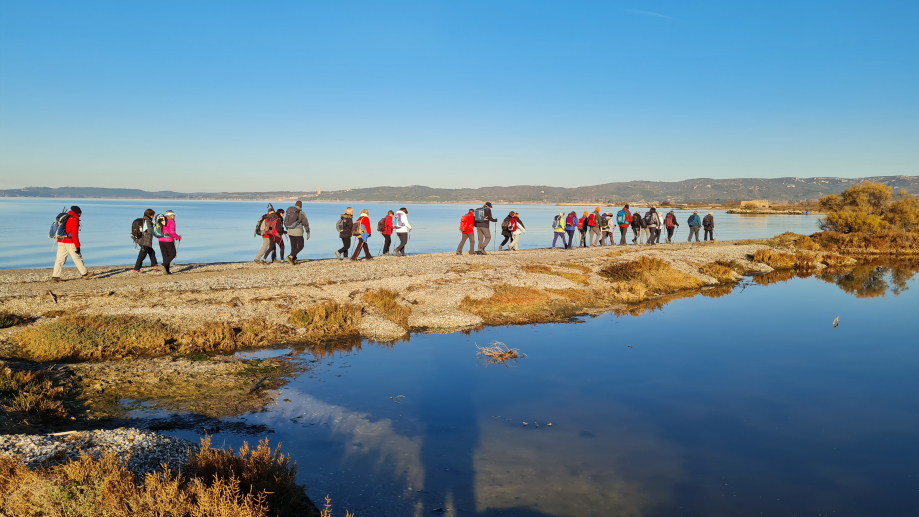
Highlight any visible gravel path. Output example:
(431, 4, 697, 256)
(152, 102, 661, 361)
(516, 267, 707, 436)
(0, 428, 197, 475)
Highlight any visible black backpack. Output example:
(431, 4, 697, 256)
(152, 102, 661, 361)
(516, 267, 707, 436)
(643, 213, 652, 226)
(131, 218, 144, 242)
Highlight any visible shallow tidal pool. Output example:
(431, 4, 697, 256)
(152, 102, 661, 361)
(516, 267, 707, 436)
(159, 266, 919, 516)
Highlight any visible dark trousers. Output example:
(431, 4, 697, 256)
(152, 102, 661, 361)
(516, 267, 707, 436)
(289, 235, 304, 259)
(632, 227, 640, 242)
(351, 237, 371, 259)
(666, 227, 675, 242)
(383, 234, 392, 254)
(704, 228, 714, 241)
(579, 230, 587, 247)
(264, 239, 284, 261)
(134, 245, 158, 270)
(566, 230, 575, 248)
(619, 226, 628, 245)
(158, 241, 176, 273)
(500, 234, 511, 247)
(552, 232, 568, 248)
(338, 237, 351, 258)
(394, 233, 408, 254)
(649, 228, 659, 244)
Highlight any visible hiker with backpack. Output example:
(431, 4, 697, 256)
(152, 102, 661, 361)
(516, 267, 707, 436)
(350, 209, 373, 261)
(703, 212, 715, 241)
(379, 210, 394, 256)
(588, 207, 601, 246)
(133, 209, 160, 275)
(564, 211, 577, 249)
(156, 210, 182, 274)
(475, 202, 497, 255)
(646, 207, 661, 245)
(498, 211, 514, 251)
(508, 212, 526, 251)
(687, 210, 702, 242)
(263, 209, 286, 263)
(600, 211, 613, 245)
(392, 207, 412, 256)
(663, 209, 679, 243)
(617, 205, 632, 245)
(552, 213, 568, 248)
(335, 208, 354, 260)
(50, 206, 93, 282)
(457, 209, 476, 255)
(630, 210, 642, 244)
(579, 211, 589, 247)
(284, 200, 310, 265)
(640, 210, 652, 245)
(254, 205, 276, 263)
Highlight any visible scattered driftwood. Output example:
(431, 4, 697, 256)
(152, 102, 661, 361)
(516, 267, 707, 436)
(476, 341, 526, 368)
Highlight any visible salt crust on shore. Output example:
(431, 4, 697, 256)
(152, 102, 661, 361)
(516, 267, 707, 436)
(0, 241, 772, 341)
(0, 427, 197, 475)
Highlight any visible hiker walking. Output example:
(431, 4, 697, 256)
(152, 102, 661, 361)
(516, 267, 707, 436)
(579, 211, 589, 247)
(284, 200, 310, 265)
(157, 210, 182, 274)
(565, 211, 577, 249)
(457, 209, 476, 255)
(663, 209, 679, 243)
(254, 205, 275, 263)
(392, 207, 412, 256)
(646, 207, 661, 245)
(380, 210, 395, 255)
(552, 212, 568, 248)
(133, 209, 159, 274)
(617, 205, 632, 245)
(588, 207, 601, 246)
(263, 209, 286, 262)
(498, 211, 514, 251)
(630, 210, 642, 244)
(687, 210, 702, 242)
(508, 212, 526, 251)
(600, 211, 613, 245)
(703, 212, 715, 241)
(50, 206, 93, 282)
(475, 202, 497, 255)
(350, 209, 373, 261)
(335, 208, 354, 260)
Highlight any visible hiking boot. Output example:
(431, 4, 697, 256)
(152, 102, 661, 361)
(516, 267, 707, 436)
(82, 272, 94, 279)
(497, 246, 502, 251)
(456, 251, 462, 255)
(480, 250, 488, 255)
(468, 251, 476, 256)
(335, 251, 341, 260)
(286, 255, 294, 265)
(253, 259, 261, 264)
(132, 270, 140, 276)
(51, 277, 62, 283)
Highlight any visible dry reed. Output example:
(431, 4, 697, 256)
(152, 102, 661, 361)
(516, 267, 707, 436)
(288, 301, 363, 339)
(698, 263, 738, 283)
(362, 289, 411, 328)
(459, 285, 582, 325)
(521, 264, 590, 285)
(475, 341, 526, 367)
(0, 367, 67, 431)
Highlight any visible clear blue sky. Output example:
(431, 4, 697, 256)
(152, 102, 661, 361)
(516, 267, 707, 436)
(1, 0, 916, 191)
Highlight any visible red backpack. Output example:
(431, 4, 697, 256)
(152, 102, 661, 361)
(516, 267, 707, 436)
(460, 213, 474, 233)
(508, 218, 518, 232)
(664, 213, 676, 228)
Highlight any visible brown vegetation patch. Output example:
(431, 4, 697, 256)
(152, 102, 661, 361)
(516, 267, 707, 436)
(810, 230, 919, 254)
(475, 341, 526, 367)
(599, 256, 706, 294)
(288, 301, 362, 340)
(752, 269, 799, 286)
(521, 264, 590, 285)
(0, 367, 67, 432)
(362, 289, 411, 328)
(459, 285, 582, 325)
(14, 315, 173, 362)
(0, 312, 25, 329)
(558, 262, 592, 273)
(699, 263, 738, 283)
(0, 437, 317, 517)
(752, 249, 798, 269)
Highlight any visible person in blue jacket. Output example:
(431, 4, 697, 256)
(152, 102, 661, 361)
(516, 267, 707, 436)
(687, 210, 702, 242)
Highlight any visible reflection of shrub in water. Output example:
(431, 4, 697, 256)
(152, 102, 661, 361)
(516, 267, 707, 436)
(818, 258, 919, 298)
(752, 269, 799, 286)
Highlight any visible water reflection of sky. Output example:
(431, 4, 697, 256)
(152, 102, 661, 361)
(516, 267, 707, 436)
(163, 273, 919, 516)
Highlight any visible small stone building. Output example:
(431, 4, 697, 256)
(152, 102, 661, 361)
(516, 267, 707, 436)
(741, 199, 770, 209)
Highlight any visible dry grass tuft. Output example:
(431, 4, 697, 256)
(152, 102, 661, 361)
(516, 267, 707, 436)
(810, 230, 919, 254)
(820, 253, 851, 267)
(0, 312, 24, 329)
(752, 249, 798, 269)
(289, 301, 362, 339)
(558, 262, 592, 273)
(362, 289, 411, 329)
(475, 341, 525, 367)
(699, 263, 739, 283)
(459, 285, 582, 325)
(521, 264, 590, 285)
(599, 257, 706, 295)
(0, 437, 317, 517)
(0, 367, 67, 430)
(14, 315, 173, 362)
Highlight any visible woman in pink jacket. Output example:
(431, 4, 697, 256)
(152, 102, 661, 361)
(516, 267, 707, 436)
(157, 210, 182, 274)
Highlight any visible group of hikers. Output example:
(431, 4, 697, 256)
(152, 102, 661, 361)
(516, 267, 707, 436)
(47, 201, 716, 280)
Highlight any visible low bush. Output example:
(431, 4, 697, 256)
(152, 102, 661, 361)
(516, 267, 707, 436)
(0, 312, 24, 329)
(752, 249, 798, 269)
(459, 285, 582, 325)
(289, 301, 362, 339)
(699, 263, 738, 283)
(15, 315, 173, 362)
(599, 256, 706, 294)
(362, 289, 411, 329)
(0, 367, 67, 430)
(0, 437, 318, 517)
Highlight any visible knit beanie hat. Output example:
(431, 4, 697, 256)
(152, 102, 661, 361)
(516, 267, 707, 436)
(71, 206, 82, 215)
(583, 211, 588, 216)
(295, 200, 303, 209)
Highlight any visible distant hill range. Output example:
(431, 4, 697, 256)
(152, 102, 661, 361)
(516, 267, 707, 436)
(3, 176, 917, 204)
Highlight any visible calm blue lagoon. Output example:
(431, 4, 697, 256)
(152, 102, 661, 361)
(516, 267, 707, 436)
(0, 198, 820, 269)
(142, 264, 919, 516)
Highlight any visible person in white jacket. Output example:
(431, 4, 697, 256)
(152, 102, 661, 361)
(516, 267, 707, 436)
(392, 207, 413, 256)
(508, 212, 526, 251)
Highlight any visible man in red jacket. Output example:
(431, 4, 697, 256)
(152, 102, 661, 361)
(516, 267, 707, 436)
(52, 206, 94, 282)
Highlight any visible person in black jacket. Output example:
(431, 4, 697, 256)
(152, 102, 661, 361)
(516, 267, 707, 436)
(498, 211, 514, 251)
(703, 212, 715, 241)
(335, 208, 354, 260)
(134, 208, 159, 275)
(475, 202, 498, 255)
(630, 210, 642, 244)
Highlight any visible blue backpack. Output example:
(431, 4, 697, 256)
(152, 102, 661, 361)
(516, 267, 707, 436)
(616, 210, 627, 225)
(48, 208, 71, 239)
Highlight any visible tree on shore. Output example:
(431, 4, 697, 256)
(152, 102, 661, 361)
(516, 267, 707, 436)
(818, 181, 919, 233)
